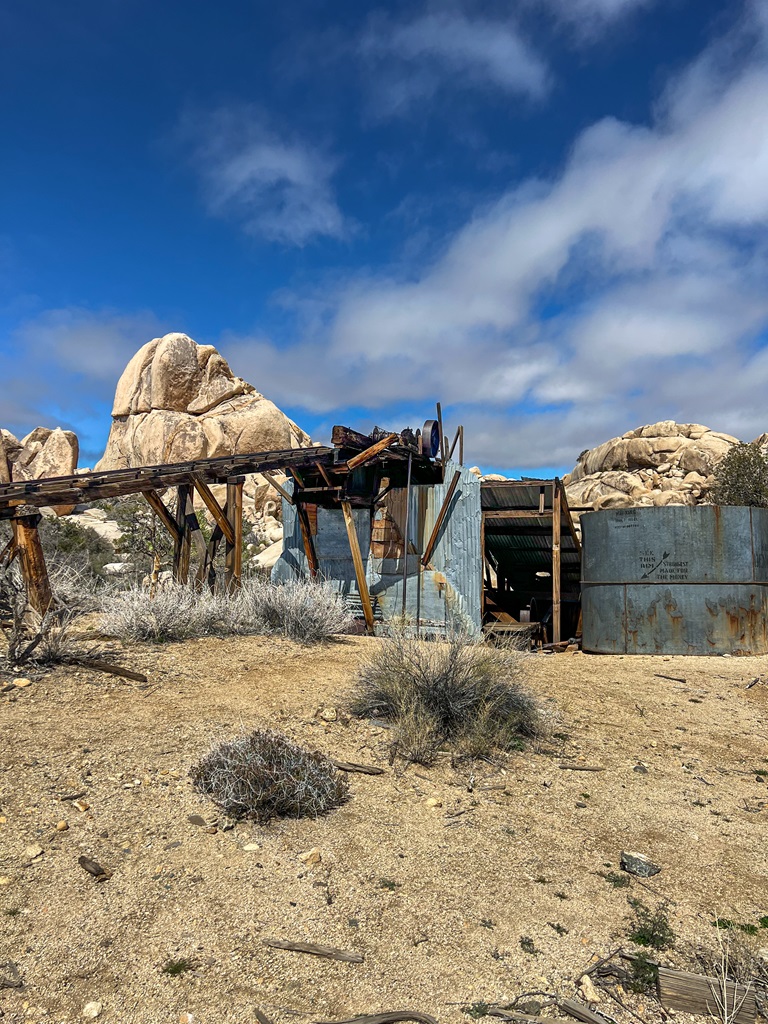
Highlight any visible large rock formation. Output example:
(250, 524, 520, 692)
(1, 427, 79, 482)
(563, 421, 739, 512)
(97, 333, 310, 470)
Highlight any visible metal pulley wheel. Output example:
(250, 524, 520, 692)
(420, 419, 441, 459)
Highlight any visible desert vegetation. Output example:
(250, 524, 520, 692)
(348, 630, 543, 764)
(712, 442, 768, 507)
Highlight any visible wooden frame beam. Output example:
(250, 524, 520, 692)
(173, 484, 192, 584)
(224, 478, 244, 592)
(552, 479, 562, 645)
(346, 433, 398, 471)
(341, 500, 375, 634)
(192, 476, 235, 546)
(262, 470, 294, 506)
(421, 470, 461, 567)
(143, 489, 181, 543)
(296, 502, 319, 579)
(12, 513, 53, 615)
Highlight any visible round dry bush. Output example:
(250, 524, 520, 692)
(189, 730, 349, 823)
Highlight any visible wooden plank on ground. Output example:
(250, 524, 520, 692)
(558, 998, 607, 1024)
(657, 966, 756, 1024)
(262, 938, 363, 963)
(341, 499, 375, 634)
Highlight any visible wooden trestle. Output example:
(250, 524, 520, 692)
(0, 427, 442, 622)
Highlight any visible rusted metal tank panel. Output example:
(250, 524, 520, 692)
(582, 506, 768, 655)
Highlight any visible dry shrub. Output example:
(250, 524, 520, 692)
(190, 730, 349, 822)
(349, 631, 542, 764)
(100, 577, 353, 644)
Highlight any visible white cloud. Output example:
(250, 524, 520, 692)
(360, 10, 550, 113)
(183, 107, 347, 246)
(542, 0, 658, 28)
(225, 2, 768, 470)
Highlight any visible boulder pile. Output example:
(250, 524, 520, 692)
(563, 420, 739, 512)
(0, 426, 79, 483)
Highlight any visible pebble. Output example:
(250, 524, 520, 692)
(298, 847, 322, 866)
(242, 843, 261, 852)
(73, 800, 90, 813)
(23, 845, 44, 861)
(579, 973, 602, 1003)
(82, 1001, 102, 1019)
(318, 706, 337, 722)
(425, 798, 442, 809)
(55, 821, 69, 832)
(0, 876, 11, 886)
(13, 678, 32, 688)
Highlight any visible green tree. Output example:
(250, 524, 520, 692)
(712, 442, 768, 507)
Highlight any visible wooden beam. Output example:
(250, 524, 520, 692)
(0, 535, 17, 568)
(552, 479, 562, 645)
(224, 478, 244, 592)
(539, 486, 546, 515)
(421, 470, 461, 566)
(12, 513, 53, 615)
(183, 487, 208, 562)
(331, 424, 373, 449)
(192, 476, 235, 545)
(657, 966, 755, 1024)
(262, 470, 294, 506)
(143, 489, 181, 543)
(483, 509, 553, 520)
(173, 484, 192, 585)
(296, 502, 319, 579)
(289, 467, 305, 489)
(556, 476, 582, 555)
(316, 461, 334, 487)
(196, 522, 223, 591)
(346, 433, 399, 472)
(341, 500, 375, 634)
(436, 402, 447, 466)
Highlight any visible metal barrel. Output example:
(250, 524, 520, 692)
(581, 505, 768, 656)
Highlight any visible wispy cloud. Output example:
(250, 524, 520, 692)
(181, 107, 347, 246)
(359, 10, 550, 114)
(539, 0, 659, 32)
(223, 2, 768, 469)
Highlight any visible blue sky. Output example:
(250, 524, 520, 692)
(2, 0, 768, 473)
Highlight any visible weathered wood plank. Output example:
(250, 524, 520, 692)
(173, 484, 192, 585)
(261, 470, 294, 506)
(224, 479, 244, 592)
(346, 433, 399, 471)
(341, 499, 375, 634)
(262, 938, 363, 963)
(143, 490, 181, 543)
(558, 997, 607, 1024)
(12, 514, 53, 614)
(657, 966, 755, 1024)
(552, 479, 562, 645)
(192, 476, 235, 545)
(331, 425, 373, 449)
(297, 502, 319, 580)
(421, 470, 461, 566)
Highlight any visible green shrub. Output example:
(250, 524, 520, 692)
(712, 443, 768, 507)
(627, 898, 676, 951)
(190, 729, 349, 823)
(348, 632, 541, 765)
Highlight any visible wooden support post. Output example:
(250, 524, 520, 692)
(421, 470, 461, 566)
(196, 522, 223, 591)
(289, 467, 305, 489)
(316, 461, 334, 487)
(224, 478, 244, 592)
(345, 433, 399, 471)
(436, 403, 447, 471)
(173, 484, 192, 584)
(192, 476, 235, 545)
(183, 487, 208, 564)
(0, 534, 17, 568)
(480, 510, 486, 619)
(12, 513, 53, 615)
(341, 500, 375, 635)
(296, 502, 319, 579)
(552, 479, 562, 645)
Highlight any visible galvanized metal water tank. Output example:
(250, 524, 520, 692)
(582, 505, 768, 655)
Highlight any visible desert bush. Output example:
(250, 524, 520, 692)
(100, 577, 352, 645)
(229, 577, 353, 642)
(190, 729, 349, 822)
(348, 631, 542, 764)
(37, 515, 116, 576)
(627, 898, 676, 951)
(712, 443, 768, 507)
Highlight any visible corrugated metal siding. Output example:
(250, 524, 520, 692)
(273, 461, 482, 634)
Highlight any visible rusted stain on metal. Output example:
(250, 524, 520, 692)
(582, 506, 768, 656)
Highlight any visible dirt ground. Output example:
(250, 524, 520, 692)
(1, 636, 767, 1024)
